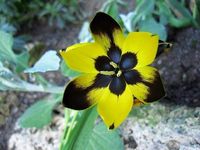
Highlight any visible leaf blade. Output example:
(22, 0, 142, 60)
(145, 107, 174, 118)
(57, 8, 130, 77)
(19, 94, 61, 128)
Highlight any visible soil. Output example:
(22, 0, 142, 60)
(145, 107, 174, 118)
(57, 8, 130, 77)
(158, 27, 200, 107)
(0, 0, 200, 150)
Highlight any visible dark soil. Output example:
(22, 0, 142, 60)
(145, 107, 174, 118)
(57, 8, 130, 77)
(0, 92, 47, 150)
(156, 28, 200, 107)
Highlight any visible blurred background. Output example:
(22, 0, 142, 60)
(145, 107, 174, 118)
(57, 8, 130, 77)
(0, 0, 200, 150)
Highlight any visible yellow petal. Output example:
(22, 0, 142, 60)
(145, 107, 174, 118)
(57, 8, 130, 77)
(63, 73, 112, 110)
(90, 12, 125, 51)
(122, 32, 159, 68)
(60, 42, 106, 73)
(97, 86, 133, 129)
(128, 66, 165, 103)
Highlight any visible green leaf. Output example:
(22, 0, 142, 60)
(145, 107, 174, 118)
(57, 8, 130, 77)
(13, 35, 30, 52)
(131, 0, 155, 29)
(107, 1, 119, 20)
(0, 30, 16, 62)
(166, 0, 193, 27)
(28, 42, 45, 66)
(19, 94, 61, 128)
(86, 122, 124, 150)
(156, 1, 171, 25)
(60, 107, 98, 150)
(60, 60, 81, 77)
(78, 21, 92, 42)
(120, 12, 135, 32)
(139, 17, 167, 41)
(0, 62, 39, 91)
(166, 0, 192, 19)
(24, 50, 61, 73)
(192, 0, 200, 27)
(0, 61, 63, 93)
(15, 51, 30, 73)
(60, 107, 124, 150)
(100, 1, 120, 21)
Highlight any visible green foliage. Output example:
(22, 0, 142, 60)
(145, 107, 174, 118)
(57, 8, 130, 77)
(0, 60, 63, 93)
(78, 21, 92, 42)
(164, 0, 194, 27)
(0, 30, 30, 73)
(119, 0, 200, 41)
(60, 107, 98, 150)
(138, 17, 167, 41)
(86, 122, 124, 150)
(0, 30, 16, 63)
(192, 0, 200, 27)
(60, 107, 124, 150)
(0, 61, 38, 91)
(19, 94, 61, 128)
(24, 50, 61, 73)
(101, 0, 120, 21)
(38, 1, 77, 28)
(0, 0, 79, 29)
(0, 30, 63, 93)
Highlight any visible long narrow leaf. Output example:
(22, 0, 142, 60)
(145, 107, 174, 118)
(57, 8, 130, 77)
(60, 107, 98, 150)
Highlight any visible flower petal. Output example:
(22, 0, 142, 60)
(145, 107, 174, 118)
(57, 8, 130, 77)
(90, 12, 125, 51)
(63, 74, 112, 110)
(97, 86, 133, 129)
(109, 75, 126, 95)
(60, 42, 106, 73)
(128, 66, 165, 103)
(122, 32, 159, 68)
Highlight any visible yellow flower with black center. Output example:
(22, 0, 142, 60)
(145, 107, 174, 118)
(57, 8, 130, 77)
(60, 12, 165, 129)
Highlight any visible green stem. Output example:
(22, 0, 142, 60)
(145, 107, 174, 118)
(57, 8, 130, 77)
(59, 110, 79, 150)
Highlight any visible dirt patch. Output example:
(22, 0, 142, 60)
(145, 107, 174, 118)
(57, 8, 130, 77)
(156, 27, 200, 107)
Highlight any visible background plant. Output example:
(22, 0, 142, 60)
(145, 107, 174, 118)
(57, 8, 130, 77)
(0, 0, 80, 30)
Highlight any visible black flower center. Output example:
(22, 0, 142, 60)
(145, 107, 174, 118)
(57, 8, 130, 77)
(95, 48, 141, 95)
(114, 67, 120, 74)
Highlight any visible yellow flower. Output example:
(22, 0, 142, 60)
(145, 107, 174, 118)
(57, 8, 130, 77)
(60, 12, 165, 129)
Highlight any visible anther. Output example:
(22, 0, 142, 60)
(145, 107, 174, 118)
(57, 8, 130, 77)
(116, 70, 122, 77)
(100, 71, 115, 76)
(110, 62, 118, 68)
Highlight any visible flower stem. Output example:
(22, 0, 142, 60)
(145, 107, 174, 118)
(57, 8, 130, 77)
(59, 110, 78, 150)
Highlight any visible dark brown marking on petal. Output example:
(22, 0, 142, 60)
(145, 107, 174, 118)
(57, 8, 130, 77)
(107, 45, 122, 64)
(92, 74, 112, 88)
(63, 74, 113, 110)
(143, 72, 165, 102)
(109, 123, 115, 130)
(90, 12, 121, 43)
(62, 81, 91, 110)
(109, 75, 126, 95)
(95, 56, 114, 71)
(123, 70, 142, 85)
(120, 52, 137, 70)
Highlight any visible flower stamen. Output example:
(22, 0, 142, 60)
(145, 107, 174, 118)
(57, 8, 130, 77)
(100, 71, 115, 76)
(116, 70, 122, 77)
(110, 61, 118, 68)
